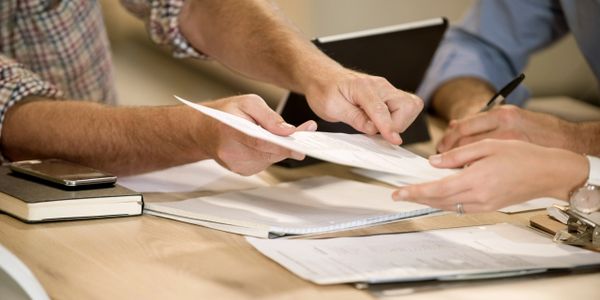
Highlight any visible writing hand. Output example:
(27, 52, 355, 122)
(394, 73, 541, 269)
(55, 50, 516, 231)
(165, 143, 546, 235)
(437, 105, 576, 153)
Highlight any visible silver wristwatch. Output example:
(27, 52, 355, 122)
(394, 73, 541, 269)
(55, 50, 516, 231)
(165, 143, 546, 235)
(570, 156, 600, 214)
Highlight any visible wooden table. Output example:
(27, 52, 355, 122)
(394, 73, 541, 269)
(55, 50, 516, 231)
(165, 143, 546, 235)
(2, 99, 599, 299)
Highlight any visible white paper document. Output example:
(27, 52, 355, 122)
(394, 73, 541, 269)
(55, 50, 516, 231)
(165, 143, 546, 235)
(118, 160, 267, 193)
(247, 223, 600, 285)
(498, 198, 568, 213)
(144, 176, 437, 238)
(353, 168, 569, 213)
(176, 96, 454, 181)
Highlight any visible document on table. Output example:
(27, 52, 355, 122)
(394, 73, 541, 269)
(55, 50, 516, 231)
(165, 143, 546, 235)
(247, 223, 600, 285)
(176, 96, 454, 181)
(352, 168, 569, 213)
(118, 160, 267, 193)
(144, 176, 438, 238)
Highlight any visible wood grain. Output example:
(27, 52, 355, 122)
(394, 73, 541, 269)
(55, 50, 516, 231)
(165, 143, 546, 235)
(2, 102, 598, 299)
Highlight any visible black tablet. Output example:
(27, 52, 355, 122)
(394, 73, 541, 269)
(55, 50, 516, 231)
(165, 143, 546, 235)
(277, 17, 448, 167)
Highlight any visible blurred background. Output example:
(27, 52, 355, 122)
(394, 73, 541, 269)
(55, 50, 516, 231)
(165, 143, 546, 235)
(101, 0, 599, 109)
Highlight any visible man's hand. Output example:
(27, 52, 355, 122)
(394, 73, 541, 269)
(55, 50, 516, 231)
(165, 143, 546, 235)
(305, 70, 423, 145)
(437, 105, 578, 153)
(393, 139, 588, 213)
(198, 94, 317, 175)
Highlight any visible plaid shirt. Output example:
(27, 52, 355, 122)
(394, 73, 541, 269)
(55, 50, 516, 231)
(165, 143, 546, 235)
(0, 0, 199, 154)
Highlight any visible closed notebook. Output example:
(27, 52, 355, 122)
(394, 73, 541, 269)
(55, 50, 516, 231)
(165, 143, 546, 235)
(144, 176, 438, 238)
(0, 166, 143, 222)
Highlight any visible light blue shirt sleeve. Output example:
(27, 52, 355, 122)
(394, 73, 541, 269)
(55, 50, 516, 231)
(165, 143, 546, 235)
(417, 0, 570, 107)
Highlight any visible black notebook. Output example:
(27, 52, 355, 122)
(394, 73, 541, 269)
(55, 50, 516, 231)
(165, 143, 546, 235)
(276, 17, 448, 167)
(0, 166, 143, 223)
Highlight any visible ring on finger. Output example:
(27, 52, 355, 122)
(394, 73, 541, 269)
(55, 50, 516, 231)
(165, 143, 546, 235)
(456, 202, 465, 215)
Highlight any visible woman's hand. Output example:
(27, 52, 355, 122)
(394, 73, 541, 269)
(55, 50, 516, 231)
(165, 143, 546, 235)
(393, 139, 589, 213)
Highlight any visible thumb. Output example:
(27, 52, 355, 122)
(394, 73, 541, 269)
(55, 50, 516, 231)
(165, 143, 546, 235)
(239, 95, 297, 136)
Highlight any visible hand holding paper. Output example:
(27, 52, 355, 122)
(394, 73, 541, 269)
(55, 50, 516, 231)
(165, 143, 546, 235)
(177, 96, 453, 181)
(187, 95, 317, 175)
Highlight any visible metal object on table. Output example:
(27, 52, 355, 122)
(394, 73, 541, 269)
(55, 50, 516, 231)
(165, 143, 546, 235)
(553, 205, 600, 250)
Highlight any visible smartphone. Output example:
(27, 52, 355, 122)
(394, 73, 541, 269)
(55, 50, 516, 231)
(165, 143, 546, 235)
(9, 159, 117, 187)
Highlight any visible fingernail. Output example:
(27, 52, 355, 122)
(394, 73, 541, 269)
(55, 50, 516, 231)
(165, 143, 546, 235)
(278, 122, 295, 129)
(365, 121, 376, 133)
(392, 189, 409, 201)
(307, 121, 317, 131)
(429, 154, 442, 165)
(291, 151, 305, 160)
(393, 132, 401, 143)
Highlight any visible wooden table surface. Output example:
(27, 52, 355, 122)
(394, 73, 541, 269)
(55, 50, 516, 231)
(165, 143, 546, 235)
(2, 101, 599, 299)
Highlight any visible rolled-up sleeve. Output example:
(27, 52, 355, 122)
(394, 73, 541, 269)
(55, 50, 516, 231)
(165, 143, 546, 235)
(417, 0, 570, 107)
(0, 55, 62, 153)
(120, 0, 205, 58)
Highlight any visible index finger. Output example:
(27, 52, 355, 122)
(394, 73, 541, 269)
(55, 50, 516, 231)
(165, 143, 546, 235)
(386, 91, 423, 133)
(352, 84, 400, 144)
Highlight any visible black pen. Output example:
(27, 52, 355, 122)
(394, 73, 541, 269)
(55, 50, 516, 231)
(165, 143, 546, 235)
(480, 73, 525, 112)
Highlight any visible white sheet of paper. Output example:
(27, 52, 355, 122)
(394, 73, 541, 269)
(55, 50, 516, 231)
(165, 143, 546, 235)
(498, 198, 568, 213)
(144, 176, 437, 238)
(176, 96, 454, 181)
(352, 168, 569, 213)
(247, 223, 600, 285)
(118, 160, 267, 193)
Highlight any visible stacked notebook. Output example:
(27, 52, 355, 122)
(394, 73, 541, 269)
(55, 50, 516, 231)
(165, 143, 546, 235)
(144, 176, 438, 238)
(0, 166, 142, 222)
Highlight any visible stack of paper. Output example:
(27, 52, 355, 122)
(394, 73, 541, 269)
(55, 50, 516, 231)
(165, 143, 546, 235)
(119, 160, 267, 193)
(144, 176, 438, 238)
(247, 223, 600, 285)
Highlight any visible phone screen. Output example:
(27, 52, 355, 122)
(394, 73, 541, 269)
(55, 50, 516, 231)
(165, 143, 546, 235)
(9, 159, 116, 186)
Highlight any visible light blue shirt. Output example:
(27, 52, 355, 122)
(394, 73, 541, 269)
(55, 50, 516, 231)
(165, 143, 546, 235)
(418, 0, 600, 106)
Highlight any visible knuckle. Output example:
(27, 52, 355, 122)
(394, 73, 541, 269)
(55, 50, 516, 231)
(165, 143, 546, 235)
(411, 96, 425, 111)
(497, 105, 520, 122)
(370, 101, 389, 114)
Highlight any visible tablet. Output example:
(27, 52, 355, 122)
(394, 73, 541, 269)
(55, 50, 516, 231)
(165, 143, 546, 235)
(276, 18, 448, 167)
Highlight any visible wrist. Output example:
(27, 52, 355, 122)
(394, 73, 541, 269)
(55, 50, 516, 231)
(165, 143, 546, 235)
(171, 105, 212, 161)
(432, 77, 495, 121)
(297, 58, 346, 97)
(558, 152, 590, 200)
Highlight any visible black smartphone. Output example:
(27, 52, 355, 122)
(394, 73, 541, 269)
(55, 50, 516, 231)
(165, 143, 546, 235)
(9, 159, 117, 187)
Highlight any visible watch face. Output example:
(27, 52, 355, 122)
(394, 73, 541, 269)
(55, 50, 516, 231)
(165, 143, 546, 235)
(571, 185, 600, 214)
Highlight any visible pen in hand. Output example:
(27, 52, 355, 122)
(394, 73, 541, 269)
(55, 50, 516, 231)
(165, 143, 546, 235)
(480, 73, 525, 112)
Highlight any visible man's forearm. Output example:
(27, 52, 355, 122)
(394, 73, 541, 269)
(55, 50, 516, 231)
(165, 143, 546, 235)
(0, 99, 208, 175)
(179, 0, 342, 94)
(573, 121, 600, 156)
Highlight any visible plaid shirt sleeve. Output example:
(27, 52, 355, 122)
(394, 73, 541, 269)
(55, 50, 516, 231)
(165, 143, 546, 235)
(0, 54, 63, 145)
(0, 55, 63, 163)
(120, 0, 205, 59)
